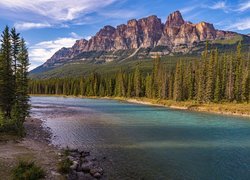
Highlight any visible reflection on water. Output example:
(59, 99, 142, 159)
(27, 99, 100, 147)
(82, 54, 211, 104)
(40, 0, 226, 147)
(31, 96, 250, 180)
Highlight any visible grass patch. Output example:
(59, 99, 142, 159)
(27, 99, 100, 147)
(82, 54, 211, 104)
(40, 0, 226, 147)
(57, 150, 72, 174)
(12, 160, 45, 180)
(57, 158, 72, 174)
(213, 35, 243, 45)
(0, 132, 20, 142)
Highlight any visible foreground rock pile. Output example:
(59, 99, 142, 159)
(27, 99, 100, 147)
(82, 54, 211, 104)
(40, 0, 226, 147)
(62, 149, 104, 180)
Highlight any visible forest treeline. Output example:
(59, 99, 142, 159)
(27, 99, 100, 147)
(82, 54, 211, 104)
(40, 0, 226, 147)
(29, 42, 250, 103)
(0, 26, 29, 135)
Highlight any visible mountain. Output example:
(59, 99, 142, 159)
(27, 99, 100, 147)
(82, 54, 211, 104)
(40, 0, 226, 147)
(31, 10, 249, 74)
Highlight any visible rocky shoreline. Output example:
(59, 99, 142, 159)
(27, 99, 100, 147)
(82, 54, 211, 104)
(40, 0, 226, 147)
(0, 115, 105, 180)
(63, 148, 104, 180)
(31, 116, 106, 180)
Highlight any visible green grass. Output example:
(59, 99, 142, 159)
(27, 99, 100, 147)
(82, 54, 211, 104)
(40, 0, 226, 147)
(57, 158, 72, 174)
(213, 35, 243, 45)
(57, 150, 72, 174)
(12, 160, 45, 180)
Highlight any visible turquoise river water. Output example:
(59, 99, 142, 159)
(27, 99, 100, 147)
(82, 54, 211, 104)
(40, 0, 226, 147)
(31, 96, 250, 180)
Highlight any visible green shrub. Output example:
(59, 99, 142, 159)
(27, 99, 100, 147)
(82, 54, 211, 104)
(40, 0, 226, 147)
(12, 160, 45, 180)
(57, 157, 72, 174)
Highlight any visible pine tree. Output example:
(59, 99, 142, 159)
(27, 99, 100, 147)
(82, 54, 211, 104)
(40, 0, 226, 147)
(205, 50, 216, 102)
(11, 28, 20, 75)
(0, 26, 15, 118)
(221, 54, 227, 100)
(214, 50, 221, 102)
(145, 74, 152, 98)
(134, 65, 141, 97)
(234, 42, 243, 102)
(152, 55, 160, 98)
(173, 61, 183, 101)
(227, 53, 234, 101)
(15, 38, 30, 121)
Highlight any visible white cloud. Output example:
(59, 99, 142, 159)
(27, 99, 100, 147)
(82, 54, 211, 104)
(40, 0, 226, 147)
(0, 0, 119, 30)
(85, 36, 92, 40)
(99, 9, 139, 19)
(237, 1, 250, 12)
(226, 18, 250, 31)
(0, 0, 118, 21)
(179, 6, 197, 14)
(70, 32, 83, 39)
(29, 36, 79, 70)
(15, 22, 52, 30)
(209, 1, 229, 12)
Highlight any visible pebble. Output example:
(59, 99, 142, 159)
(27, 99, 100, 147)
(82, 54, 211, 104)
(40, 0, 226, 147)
(90, 167, 103, 175)
(70, 161, 78, 170)
(93, 172, 101, 179)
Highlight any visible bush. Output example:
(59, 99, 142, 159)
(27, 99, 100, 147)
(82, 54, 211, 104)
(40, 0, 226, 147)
(12, 160, 45, 180)
(57, 157, 72, 174)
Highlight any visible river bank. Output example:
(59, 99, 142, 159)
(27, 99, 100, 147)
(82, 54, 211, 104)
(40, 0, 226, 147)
(30, 95, 250, 118)
(0, 117, 63, 180)
(122, 98, 250, 118)
(0, 113, 106, 179)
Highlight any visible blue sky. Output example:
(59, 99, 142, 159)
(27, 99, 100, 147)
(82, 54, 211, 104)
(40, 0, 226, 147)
(0, 0, 249, 70)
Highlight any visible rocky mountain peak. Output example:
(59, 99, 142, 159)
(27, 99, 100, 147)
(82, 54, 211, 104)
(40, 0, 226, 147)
(96, 25, 116, 37)
(166, 10, 185, 27)
(40, 10, 244, 69)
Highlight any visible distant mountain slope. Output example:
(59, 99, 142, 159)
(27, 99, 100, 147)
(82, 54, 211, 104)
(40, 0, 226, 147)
(31, 10, 250, 75)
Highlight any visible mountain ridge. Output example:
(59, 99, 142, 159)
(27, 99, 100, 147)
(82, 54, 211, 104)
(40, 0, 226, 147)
(32, 10, 249, 73)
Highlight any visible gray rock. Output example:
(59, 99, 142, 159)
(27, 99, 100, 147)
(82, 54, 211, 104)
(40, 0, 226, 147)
(69, 148, 78, 152)
(77, 172, 85, 178)
(81, 162, 93, 173)
(78, 173, 95, 180)
(93, 172, 101, 179)
(85, 156, 96, 162)
(90, 167, 103, 175)
(68, 156, 74, 161)
(70, 161, 78, 170)
(82, 151, 90, 157)
(67, 170, 78, 180)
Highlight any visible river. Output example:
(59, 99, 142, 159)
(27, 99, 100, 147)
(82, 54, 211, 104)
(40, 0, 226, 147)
(31, 96, 250, 180)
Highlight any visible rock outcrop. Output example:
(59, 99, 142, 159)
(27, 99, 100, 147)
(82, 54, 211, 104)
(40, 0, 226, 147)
(41, 10, 242, 68)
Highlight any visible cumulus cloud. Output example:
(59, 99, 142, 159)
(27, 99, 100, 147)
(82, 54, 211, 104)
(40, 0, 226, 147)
(28, 36, 79, 70)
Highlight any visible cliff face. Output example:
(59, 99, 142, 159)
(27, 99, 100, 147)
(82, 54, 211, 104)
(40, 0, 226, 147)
(42, 10, 240, 67)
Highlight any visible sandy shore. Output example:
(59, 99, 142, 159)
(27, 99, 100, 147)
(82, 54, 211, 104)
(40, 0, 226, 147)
(123, 98, 250, 118)
(0, 118, 63, 180)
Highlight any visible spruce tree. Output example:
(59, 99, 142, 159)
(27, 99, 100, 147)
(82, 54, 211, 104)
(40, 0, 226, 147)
(15, 38, 30, 121)
(234, 42, 243, 102)
(134, 65, 141, 97)
(173, 61, 183, 101)
(0, 26, 14, 118)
